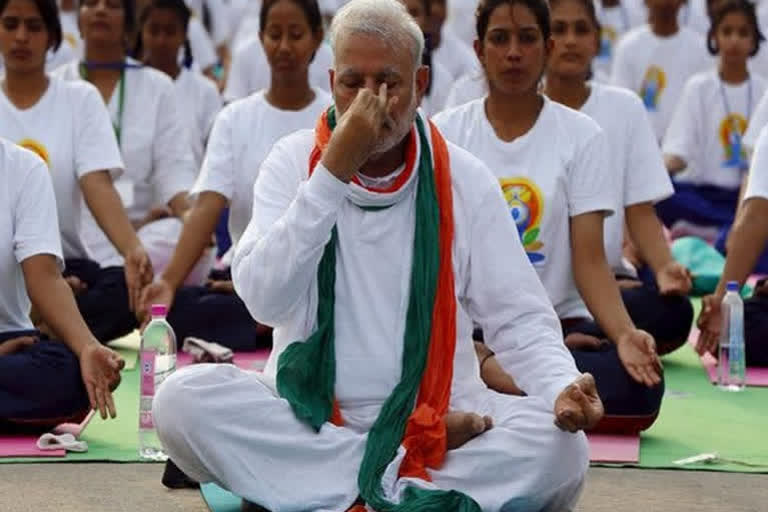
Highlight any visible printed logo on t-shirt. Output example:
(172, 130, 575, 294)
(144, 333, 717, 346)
(598, 26, 618, 59)
(499, 177, 545, 264)
(64, 33, 78, 49)
(639, 66, 666, 111)
(17, 138, 51, 168)
(720, 113, 749, 170)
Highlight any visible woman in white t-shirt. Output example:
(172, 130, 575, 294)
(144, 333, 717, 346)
(434, 0, 663, 433)
(542, 0, 693, 359)
(661, 0, 766, 242)
(140, 0, 330, 350)
(0, 0, 152, 343)
(697, 125, 768, 366)
(593, 0, 645, 79)
(0, 138, 125, 426)
(610, 0, 712, 140)
(135, 0, 222, 172)
(56, 0, 198, 296)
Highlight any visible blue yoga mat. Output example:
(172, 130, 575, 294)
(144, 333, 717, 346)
(201, 483, 242, 512)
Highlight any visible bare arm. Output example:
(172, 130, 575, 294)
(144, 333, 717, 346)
(80, 171, 142, 257)
(664, 155, 687, 175)
(80, 171, 152, 311)
(717, 198, 768, 297)
(571, 212, 662, 386)
(571, 212, 634, 341)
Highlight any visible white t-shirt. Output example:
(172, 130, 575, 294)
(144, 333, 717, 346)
(421, 60, 452, 117)
(233, 123, 580, 410)
(433, 29, 480, 81)
(193, 88, 331, 246)
(0, 138, 64, 332)
(174, 67, 222, 171)
(611, 25, 712, 140)
(186, 0, 231, 46)
(744, 125, 768, 200)
(664, 70, 768, 189)
(593, 0, 646, 78)
(224, 36, 333, 102)
(444, 72, 488, 110)
(446, 2, 478, 48)
(57, 59, 196, 265)
(188, 17, 219, 72)
(744, 89, 768, 150)
(581, 83, 673, 272)
(58, 10, 83, 62)
(0, 77, 124, 260)
(434, 97, 616, 320)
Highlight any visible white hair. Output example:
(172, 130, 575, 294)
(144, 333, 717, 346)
(329, 0, 425, 68)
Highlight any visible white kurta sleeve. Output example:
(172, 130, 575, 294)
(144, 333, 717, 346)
(152, 83, 196, 205)
(232, 135, 349, 326)
(463, 166, 581, 408)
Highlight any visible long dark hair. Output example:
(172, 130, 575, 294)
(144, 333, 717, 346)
(133, 0, 193, 68)
(0, 0, 62, 51)
(707, 0, 765, 56)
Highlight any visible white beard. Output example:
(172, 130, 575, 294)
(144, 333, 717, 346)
(370, 93, 419, 157)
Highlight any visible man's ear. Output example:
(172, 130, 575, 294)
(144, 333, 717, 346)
(415, 65, 430, 102)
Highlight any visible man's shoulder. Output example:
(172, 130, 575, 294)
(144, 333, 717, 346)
(263, 128, 317, 176)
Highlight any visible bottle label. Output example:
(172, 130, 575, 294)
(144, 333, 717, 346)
(140, 350, 156, 397)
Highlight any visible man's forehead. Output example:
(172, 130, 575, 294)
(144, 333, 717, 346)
(334, 39, 413, 76)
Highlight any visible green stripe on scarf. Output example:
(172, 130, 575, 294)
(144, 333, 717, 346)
(276, 109, 480, 512)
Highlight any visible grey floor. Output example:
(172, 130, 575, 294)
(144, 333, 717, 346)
(0, 464, 765, 512)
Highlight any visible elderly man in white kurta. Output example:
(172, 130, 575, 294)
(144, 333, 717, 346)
(152, 1, 603, 511)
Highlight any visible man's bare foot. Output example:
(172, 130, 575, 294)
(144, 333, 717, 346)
(445, 411, 493, 450)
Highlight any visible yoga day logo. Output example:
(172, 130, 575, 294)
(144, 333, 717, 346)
(64, 33, 79, 50)
(499, 177, 545, 264)
(599, 26, 618, 59)
(720, 113, 748, 170)
(639, 66, 666, 111)
(17, 138, 51, 168)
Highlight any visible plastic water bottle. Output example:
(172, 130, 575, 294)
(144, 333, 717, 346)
(718, 282, 746, 391)
(139, 304, 177, 460)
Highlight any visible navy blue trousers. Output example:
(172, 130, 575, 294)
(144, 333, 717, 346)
(0, 330, 89, 422)
(655, 181, 739, 229)
(745, 292, 768, 366)
(167, 286, 271, 351)
(619, 280, 693, 355)
(64, 258, 137, 344)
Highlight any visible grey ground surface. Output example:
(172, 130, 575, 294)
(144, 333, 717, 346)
(0, 465, 765, 511)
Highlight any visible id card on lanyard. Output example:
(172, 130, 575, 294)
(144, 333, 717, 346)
(719, 77, 753, 171)
(79, 62, 134, 206)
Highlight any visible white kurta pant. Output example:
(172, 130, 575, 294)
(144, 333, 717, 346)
(154, 365, 589, 512)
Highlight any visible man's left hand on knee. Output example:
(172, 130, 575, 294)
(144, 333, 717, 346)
(554, 373, 604, 433)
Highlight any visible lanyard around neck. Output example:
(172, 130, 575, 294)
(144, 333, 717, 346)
(719, 76, 753, 131)
(79, 63, 126, 147)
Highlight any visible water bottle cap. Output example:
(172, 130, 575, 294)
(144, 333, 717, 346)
(726, 281, 739, 292)
(150, 304, 168, 317)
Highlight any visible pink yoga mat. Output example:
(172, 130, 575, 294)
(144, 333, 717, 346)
(688, 329, 768, 386)
(0, 436, 65, 458)
(177, 349, 270, 371)
(587, 434, 640, 463)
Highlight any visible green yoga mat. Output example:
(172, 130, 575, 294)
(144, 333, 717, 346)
(0, 366, 149, 463)
(202, 484, 241, 512)
(633, 344, 768, 472)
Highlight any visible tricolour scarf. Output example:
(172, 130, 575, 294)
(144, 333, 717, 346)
(275, 107, 480, 512)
